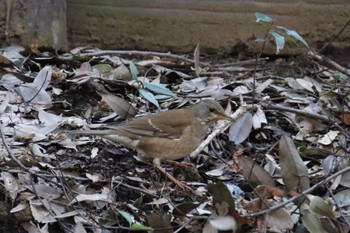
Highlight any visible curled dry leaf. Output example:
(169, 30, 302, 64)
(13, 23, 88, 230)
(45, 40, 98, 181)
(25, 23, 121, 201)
(10, 203, 28, 213)
(252, 105, 267, 129)
(16, 66, 52, 105)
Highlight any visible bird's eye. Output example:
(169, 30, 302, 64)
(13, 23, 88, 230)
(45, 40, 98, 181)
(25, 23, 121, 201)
(209, 107, 216, 113)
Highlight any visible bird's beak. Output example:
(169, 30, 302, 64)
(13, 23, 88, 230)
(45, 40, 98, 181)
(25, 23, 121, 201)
(216, 113, 234, 121)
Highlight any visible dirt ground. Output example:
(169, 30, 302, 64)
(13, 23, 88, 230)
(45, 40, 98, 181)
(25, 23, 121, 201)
(0, 44, 349, 232)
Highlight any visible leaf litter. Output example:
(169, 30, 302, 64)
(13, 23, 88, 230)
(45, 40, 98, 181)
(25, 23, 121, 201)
(0, 44, 349, 233)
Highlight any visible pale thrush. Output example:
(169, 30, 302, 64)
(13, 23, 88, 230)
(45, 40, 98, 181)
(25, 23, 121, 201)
(67, 99, 233, 191)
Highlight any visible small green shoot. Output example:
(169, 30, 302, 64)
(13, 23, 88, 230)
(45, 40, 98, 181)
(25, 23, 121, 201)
(255, 12, 309, 54)
(118, 209, 153, 230)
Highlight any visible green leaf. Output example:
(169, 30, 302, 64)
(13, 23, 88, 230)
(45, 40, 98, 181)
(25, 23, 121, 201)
(129, 61, 139, 81)
(118, 210, 134, 225)
(332, 72, 348, 80)
(154, 94, 175, 100)
(301, 209, 327, 233)
(131, 223, 153, 230)
(255, 12, 273, 23)
(117, 210, 153, 230)
(308, 195, 335, 218)
(276, 26, 309, 48)
(92, 64, 113, 73)
(255, 38, 266, 43)
(144, 83, 176, 97)
(139, 89, 160, 109)
(270, 31, 285, 54)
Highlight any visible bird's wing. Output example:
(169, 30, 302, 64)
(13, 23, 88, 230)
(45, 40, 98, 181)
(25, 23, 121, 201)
(116, 109, 192, 139)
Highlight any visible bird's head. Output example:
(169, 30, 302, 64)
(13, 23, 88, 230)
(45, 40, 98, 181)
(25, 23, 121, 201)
(192, 99, 233, 124)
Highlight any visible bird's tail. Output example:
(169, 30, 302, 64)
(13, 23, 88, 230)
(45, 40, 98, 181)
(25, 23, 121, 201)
(64, 129, 117, 137)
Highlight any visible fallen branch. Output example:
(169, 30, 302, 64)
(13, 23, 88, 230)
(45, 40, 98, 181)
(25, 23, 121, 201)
(307, 50, 350, 77)
(190, 104, 250, 159)
(260, 101, 340, 124)
(74, 50, 197, 64)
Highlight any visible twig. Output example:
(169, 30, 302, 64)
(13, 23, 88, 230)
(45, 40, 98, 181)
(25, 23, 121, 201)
(190, 104, 250, 159)
(113, 179, 159, 198)
(173, 217, 194, 233)
(212, 57, 269, 67)
(307, 50, 350, 77)
(260, 101, 340, 124)
(242, 165, 350, 218)
(74, 50, 198, 65)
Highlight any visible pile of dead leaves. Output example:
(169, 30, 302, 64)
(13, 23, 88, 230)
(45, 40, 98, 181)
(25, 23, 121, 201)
(0, 45, 349, 233)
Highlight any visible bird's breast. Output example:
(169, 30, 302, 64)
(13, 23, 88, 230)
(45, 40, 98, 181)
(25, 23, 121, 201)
(136, 125, 207, 161)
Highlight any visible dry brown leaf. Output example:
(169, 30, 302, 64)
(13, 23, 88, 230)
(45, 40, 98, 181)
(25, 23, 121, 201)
(146, 213, 172, 233)
(99, 92, 137, 119)
(238, 156, 275, 188)
(266, 205, 293, 232)
(340, 113, 350, 125)
(279, 134, 310, 193)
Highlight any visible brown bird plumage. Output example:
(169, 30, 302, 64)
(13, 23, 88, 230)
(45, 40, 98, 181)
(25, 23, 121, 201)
(67, 99, 233, 191)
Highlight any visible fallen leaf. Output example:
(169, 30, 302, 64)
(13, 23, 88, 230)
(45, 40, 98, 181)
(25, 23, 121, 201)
(238, 156, 275, 187)
(229, 112, 253, 144)
(317, 130, 340, 145)
(279, 134, 310, 193)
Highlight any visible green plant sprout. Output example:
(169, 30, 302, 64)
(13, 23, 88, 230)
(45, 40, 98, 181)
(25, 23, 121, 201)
(118, 209, 153, 230)
(255, 12, 309, 54)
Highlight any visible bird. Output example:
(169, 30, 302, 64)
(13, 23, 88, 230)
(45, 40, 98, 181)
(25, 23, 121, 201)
(66, 99, 233, 192)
